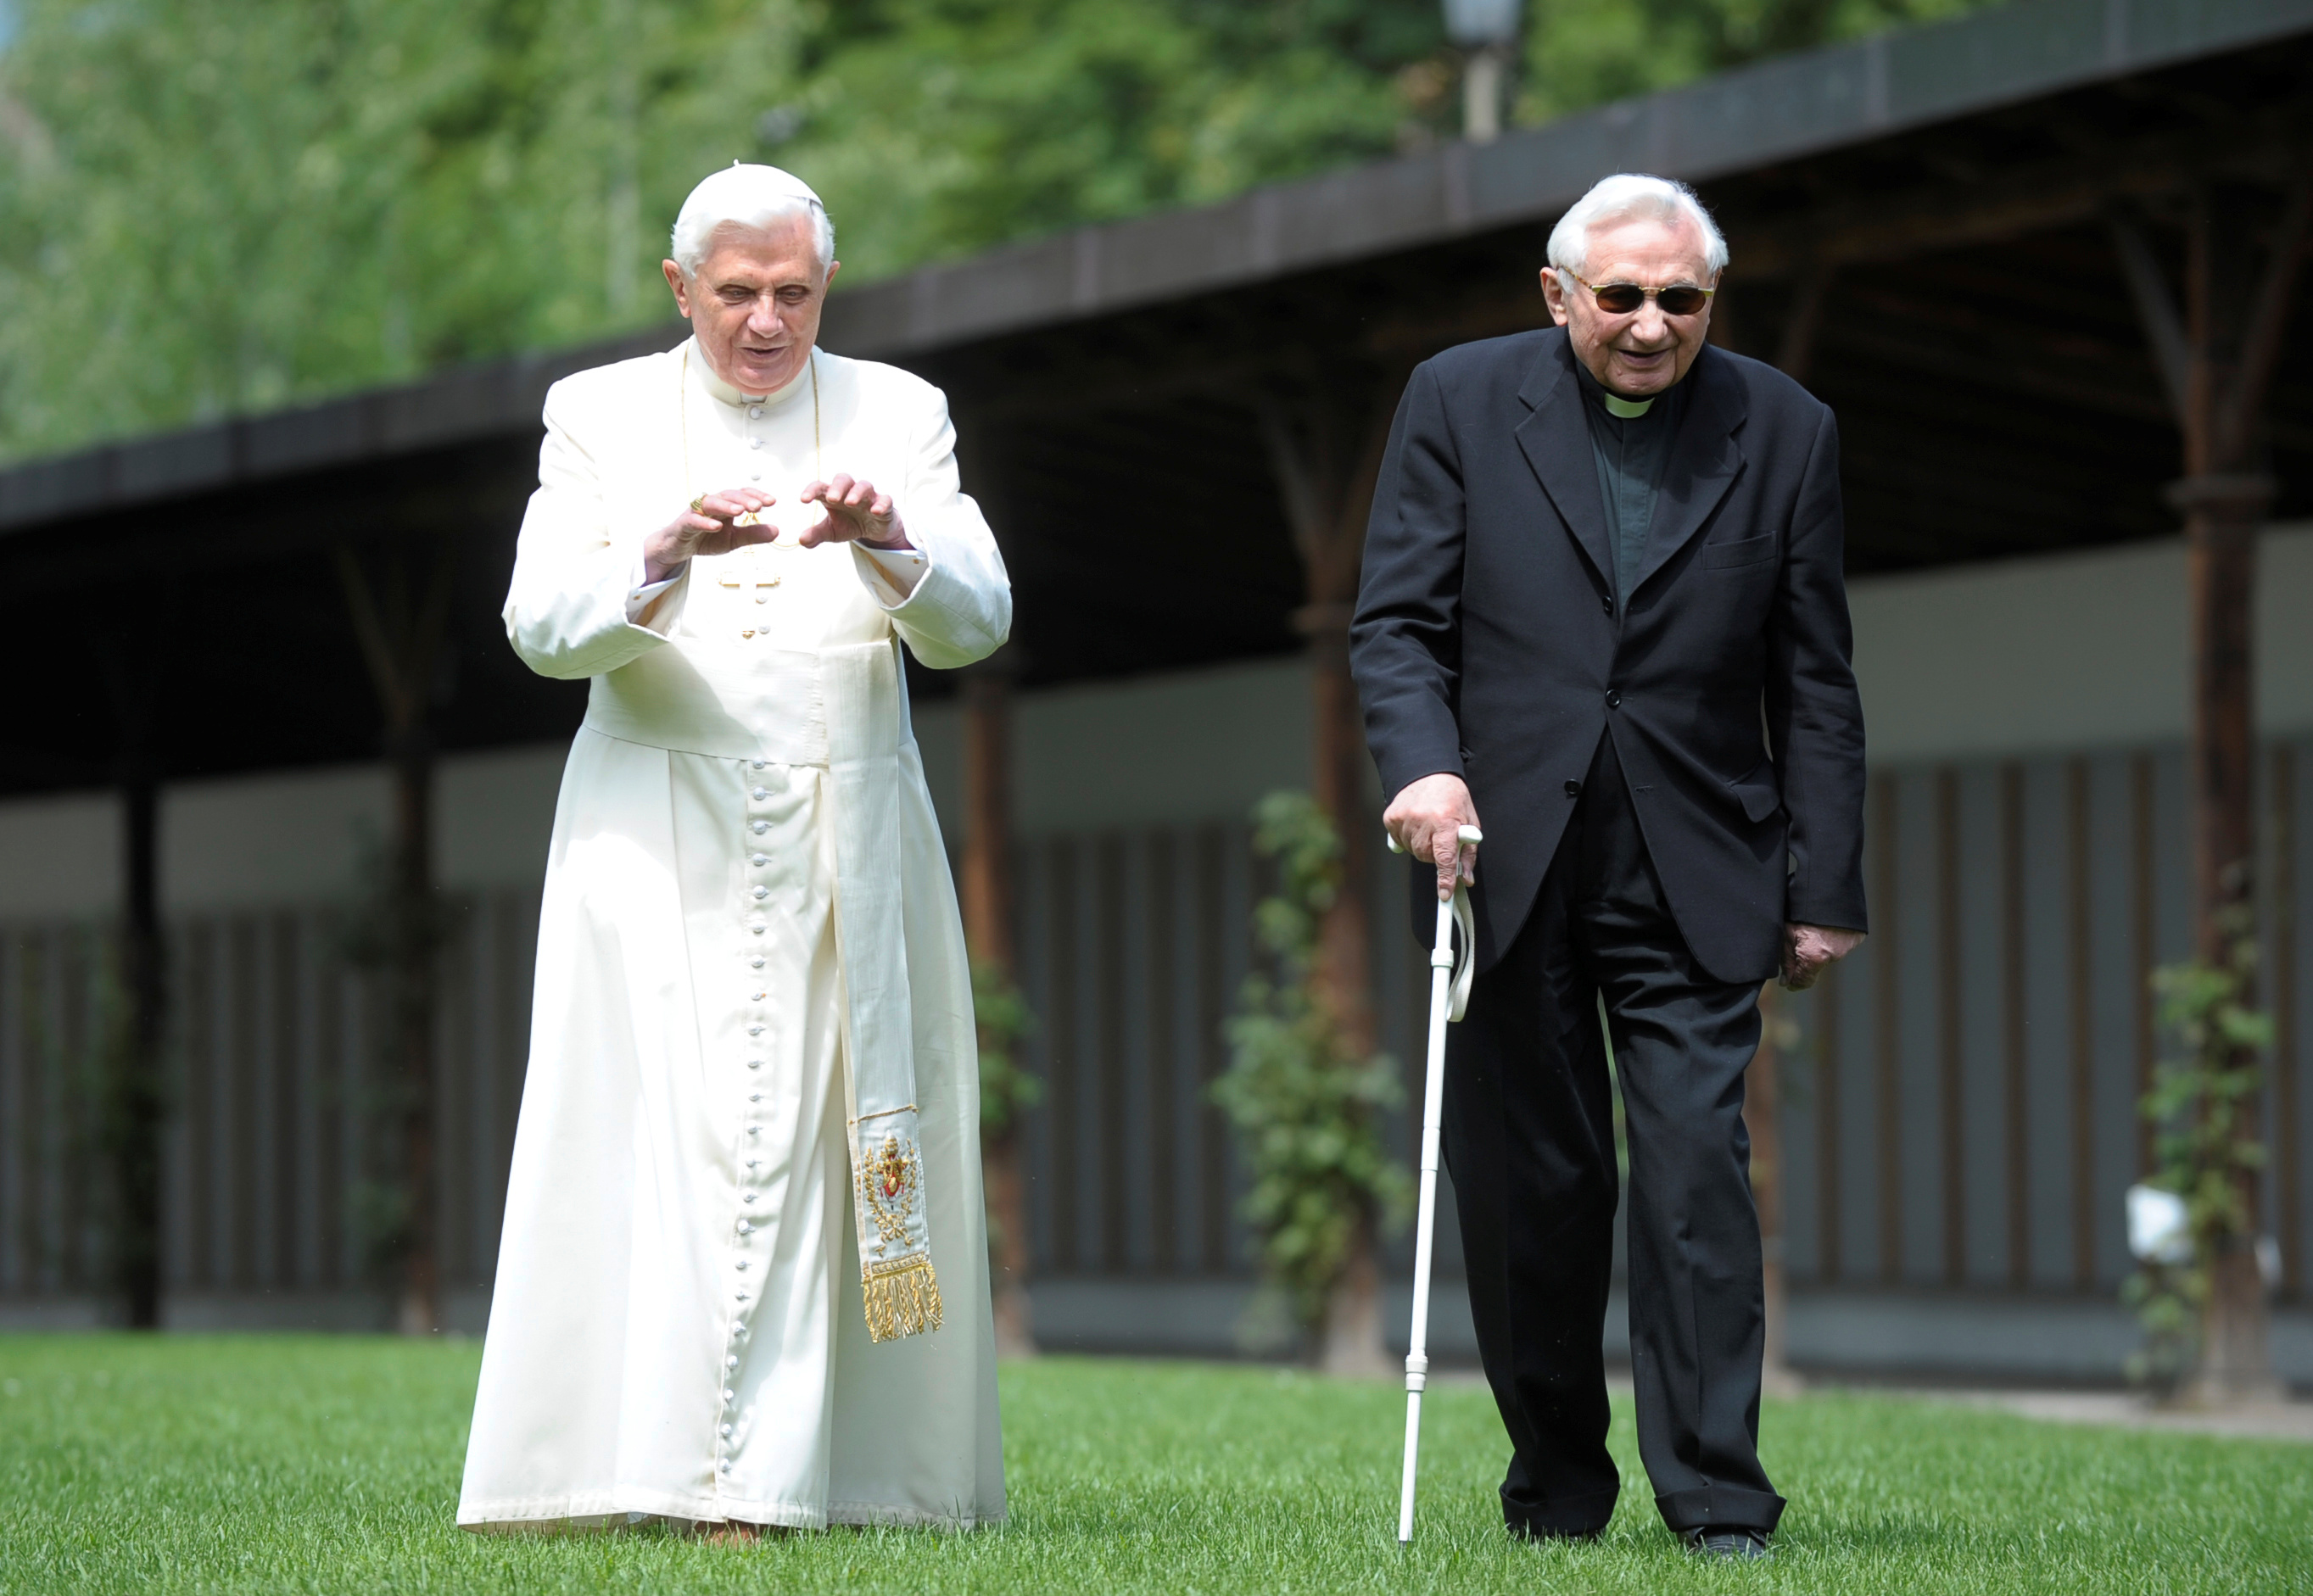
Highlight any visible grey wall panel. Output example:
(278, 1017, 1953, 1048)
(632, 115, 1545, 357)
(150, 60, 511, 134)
(1955, 763, 2009, 1286)
(335, 964, 370, 1286)
(1018, 836, 1056, 1273)
(2084, 753, 2138, 1291)
(1215, 822, 1254, 1275)
(291, 916, 324, 1288)
(2021, 757, 2076, 1290)
(1894, 769, 1944, 1285)
(1116, 834, 1155, 1275)
(0, 935, 24, 1293)
(1836, 829, 1884, 1281)
(159, 928, 195, 1293)
(2285, 742, 2311, 1299)
(1781, 979, 1826, 1281)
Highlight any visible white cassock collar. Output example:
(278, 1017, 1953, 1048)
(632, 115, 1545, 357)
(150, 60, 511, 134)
(690, 338, 817, 411)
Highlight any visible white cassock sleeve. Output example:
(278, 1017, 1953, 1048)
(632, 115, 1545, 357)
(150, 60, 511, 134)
(849, 383, 1012, 670)
(502, 379, 689, 681)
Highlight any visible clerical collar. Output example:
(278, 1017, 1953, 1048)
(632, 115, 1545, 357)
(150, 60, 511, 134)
(692, 338, 814, 409)
(1573, 358, 1664, 419)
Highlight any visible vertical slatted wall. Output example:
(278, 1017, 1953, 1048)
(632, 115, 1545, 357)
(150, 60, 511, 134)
(0, 888, 539, 1304)
(0, 740, 2307, 1313)
(1010, 820, 1455, 1282)
(1781, 743, 2309, 1297)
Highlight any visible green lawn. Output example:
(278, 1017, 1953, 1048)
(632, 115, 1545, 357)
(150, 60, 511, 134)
(0, 1336, 2304, 1593)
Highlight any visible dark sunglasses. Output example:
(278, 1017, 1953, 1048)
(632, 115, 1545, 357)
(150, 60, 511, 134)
(1565, 271, 1714, 317)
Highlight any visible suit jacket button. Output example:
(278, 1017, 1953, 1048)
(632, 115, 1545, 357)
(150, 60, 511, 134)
(1565, 780, 1582, 798)
(1602, 597, 1614, 615)
(1606, 690, 1622, 709)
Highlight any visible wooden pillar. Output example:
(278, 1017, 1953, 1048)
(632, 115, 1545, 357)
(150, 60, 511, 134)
(1260, 380, 1397, 1375)
(1936, 767, 1965, 1287)
(1746, 985, 1799, 1394)
(1775, 260, 1833, 388)
(1745, 291, 1832, 1383)
(337, 539, 456, 1337)
(101, 675, 166, 1331)
(2273, 748, 2301, 1302)
(2112, 178, 2309, 1400)
(962, 659, 1036, 1357)
(2001, 762, 2031, 1291)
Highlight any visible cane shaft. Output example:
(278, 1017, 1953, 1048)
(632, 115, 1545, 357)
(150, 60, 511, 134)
(1398, 893, 1457, 1544)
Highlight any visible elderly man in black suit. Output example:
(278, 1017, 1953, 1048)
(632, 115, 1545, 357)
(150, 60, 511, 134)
(1351, 173, 1869, 1560)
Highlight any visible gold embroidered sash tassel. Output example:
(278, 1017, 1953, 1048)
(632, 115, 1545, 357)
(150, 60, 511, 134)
(862, 1257, 944, 1343)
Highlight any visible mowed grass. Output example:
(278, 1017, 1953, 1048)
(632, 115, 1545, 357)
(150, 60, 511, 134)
(0, 1336, 2305, 1593)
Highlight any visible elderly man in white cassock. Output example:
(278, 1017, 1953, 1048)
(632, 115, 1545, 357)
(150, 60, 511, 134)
(457, 165, 1009, 1537)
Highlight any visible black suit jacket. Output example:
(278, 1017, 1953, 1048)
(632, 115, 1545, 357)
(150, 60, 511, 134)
(1350, 327, 1868, 984)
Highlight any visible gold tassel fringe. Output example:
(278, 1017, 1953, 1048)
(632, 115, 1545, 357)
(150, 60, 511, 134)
(861, 1255, 944, 1343)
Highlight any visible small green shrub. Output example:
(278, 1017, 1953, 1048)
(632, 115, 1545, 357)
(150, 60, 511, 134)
(1211, 792, 1411, 1338)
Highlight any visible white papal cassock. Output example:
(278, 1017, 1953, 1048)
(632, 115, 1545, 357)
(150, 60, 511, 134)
(458, 337, 1008, 1532)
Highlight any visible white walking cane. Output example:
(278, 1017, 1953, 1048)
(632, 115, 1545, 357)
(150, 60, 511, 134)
(1385, 822, 1482, 1545)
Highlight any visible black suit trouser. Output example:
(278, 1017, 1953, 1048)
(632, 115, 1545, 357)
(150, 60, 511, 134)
(1445, 733, 1785, 1537)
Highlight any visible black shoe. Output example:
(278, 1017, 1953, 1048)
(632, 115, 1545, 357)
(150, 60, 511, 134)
(1681, 1526, 1773, 1560)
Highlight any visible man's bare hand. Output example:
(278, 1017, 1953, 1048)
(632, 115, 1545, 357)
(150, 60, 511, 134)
(644, 488, 779, 583)
(799, 474, 911, 551)
(1782, 923, 1865, 991)
(1385, 773, 1481, 902)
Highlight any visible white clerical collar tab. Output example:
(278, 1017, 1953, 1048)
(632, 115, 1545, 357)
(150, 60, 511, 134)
(1603, 393, 1655, 419)
(692, 340, 812, 408)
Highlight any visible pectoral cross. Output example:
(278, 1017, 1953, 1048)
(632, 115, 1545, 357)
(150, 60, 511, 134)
(719, 568, 780, 639)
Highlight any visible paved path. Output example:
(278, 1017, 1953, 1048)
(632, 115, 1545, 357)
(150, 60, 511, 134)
(1880, 1387, 2313, 1443)
(1443, 1367, 2313, 1440)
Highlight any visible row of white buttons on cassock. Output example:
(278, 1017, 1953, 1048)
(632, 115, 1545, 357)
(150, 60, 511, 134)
(735, 399, 781, 643)
(718, 756, 778, 1479)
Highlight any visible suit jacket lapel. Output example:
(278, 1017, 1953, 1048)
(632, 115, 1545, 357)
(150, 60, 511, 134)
(1630, 345, 1746, 598)
(1513, 335, 1613, 591)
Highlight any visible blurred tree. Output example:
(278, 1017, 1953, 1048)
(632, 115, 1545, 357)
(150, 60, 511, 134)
(0, 0, 800, 460)
(0, 0, 2001, 460)
(1517, 0, 1986, 120)
(769, 0, 1448, 272)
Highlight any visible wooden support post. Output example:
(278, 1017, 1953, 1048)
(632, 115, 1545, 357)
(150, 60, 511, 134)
(1746, 296, 1832, 1380)
(2275, 748, 2301, 1303)
(1874, 779, 1902, 1285)
(961, 658, 1036, 1358)
(1261, 381, 1397, 1376)
(2111, 176, 2309, 1401)
(336, 538, 457, 1337)
(1746, 984, 1800, 1394)
(1775, 260, 1833, 388)
(2002, 762, 2031, 1291)
(1937, 767, 1965, 1288)
(99, 667, 166, 1331)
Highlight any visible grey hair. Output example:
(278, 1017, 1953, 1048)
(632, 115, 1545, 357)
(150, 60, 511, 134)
(669, 163, 835, 276)
(1545, 173, 1729, 280)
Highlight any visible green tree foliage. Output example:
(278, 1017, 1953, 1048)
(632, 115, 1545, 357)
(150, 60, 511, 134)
(971, 957, 1042, 1138)
(1211, 791, 1410, 1337)
(0, 0, 799, 458)
(770, 0, 1445, 272)
(1, 0, 2003, 460)
(2125, 908, 2272, 1388)
(1518, 0, 1988, 120)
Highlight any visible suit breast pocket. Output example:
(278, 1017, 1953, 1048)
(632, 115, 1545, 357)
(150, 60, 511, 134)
(1701, 530, 1780, 571)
